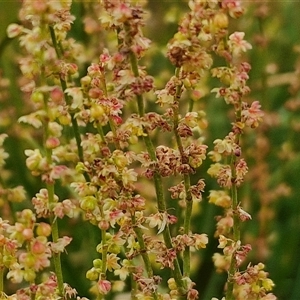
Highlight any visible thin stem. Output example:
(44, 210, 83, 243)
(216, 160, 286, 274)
(131, 215, 159, 300)
(50, 213, 65, 296)
(225, 100, 242, 300)
(99, 70, 120, 150)
(172, 68, 193, 276)
(131, 216, 153, 278)
(41, 78, 64, 296)
(225, 183, 239, 300)
(128, 42, 185, 296)
(130, 273, 138, 300)
(101, 230, 108, 276)
(0, 266, 3, 293)
(49, 25, 89, 182)
(47, 180, 64, 296)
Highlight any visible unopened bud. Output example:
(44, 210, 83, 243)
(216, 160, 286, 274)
(213, 13, 229, 30)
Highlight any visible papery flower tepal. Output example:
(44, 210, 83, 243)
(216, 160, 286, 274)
(97, 279, 111, 295)
(228, 32, 252, 57)
(49, 236, 72, 254)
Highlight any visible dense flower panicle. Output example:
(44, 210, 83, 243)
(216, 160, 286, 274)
(233, 263, 276, 300)
(1, 0, 277, 299)
(1, 210, 55, 285)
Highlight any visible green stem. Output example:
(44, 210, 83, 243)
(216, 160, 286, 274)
(131, 216, 153, 278)
(225, 100, 242, 300)
(49, 25, 89, 182)
(51, 218, 65, 296)
(131, 215, 159, 300)
(225, 183, 239, 300)
(172, 68, 193, 276)
(47, 182, 64, 296)
(182, 179, 192, 276)
(130, 273, 138, 300)
(128, 41, 185, 296)
(97, 124, 106, 143)
(99, 69, 120, 150)
(59, 77, 85, 164)
(42, 83, 64, 295)
(0, 266, 3, 293)
(49, 26, 61, 58)
(101, 229, 108, 276)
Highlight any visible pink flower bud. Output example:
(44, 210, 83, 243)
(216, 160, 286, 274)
(7, 23, 24, 38)
(98, 220, 110, 231)
(45, 137, 60, 149)
(187, 289, 199, 300)
(22, 228, 34, 240)
(68, 63, 78, 75)
(88, 88, 103, 99)
(50, 88, 64, 104)
(97, 279, 111, 295)
(31, 239, 47, 254)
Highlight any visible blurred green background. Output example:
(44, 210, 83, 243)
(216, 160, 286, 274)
(1, 1, 300, 299)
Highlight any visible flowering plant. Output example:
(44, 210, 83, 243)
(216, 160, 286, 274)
(1, 0, 290, 299)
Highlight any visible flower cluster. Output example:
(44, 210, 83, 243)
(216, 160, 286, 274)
(1, 0, 277, 299)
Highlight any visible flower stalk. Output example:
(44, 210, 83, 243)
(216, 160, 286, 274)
(172, 68, 193, 276)
(129, 41, 186, 296)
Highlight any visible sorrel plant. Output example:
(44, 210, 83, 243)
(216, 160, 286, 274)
(0, 1, 277, 300)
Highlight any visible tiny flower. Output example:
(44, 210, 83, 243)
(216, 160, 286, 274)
(6, 186, 27, 203)
(64, 284, 78, 299)
(167, 278, 177, 290)
(237, 205, 252, 222)
(228, 32, 252, 57)
(36, 222, 52, 237)
(45, 137, 60, 149)
(235, 158, 248, 186)
(218, 235, 229, 249)
(217, 165, 232, 188)
(207, 163, 223, 178)
(213, 13, 229, 30)
(53, 199, 77, 219)
(146, 212, 168, 234)
(155, 89, 174, 107)
(106, 253, 121, 272)
(7, 23, 24, 38)
(31, 238, 47, 255)
(222, 0, 244, 18)
(49, 236, 72, 254)
(212, 253, 230, 272)
(208, 190, 231, 208)
(187, 288, 198, 300)
(65, 87, 83, 110)
(97, 279, 111, 295)
(86, 267, 99, 281)
(193, 233, 209, 250)
(242, 100, 264, 128)
(24, 149, 47, 173)
(121, 168, 138, 186)
(114, 266, 129, 281)
(7, 263, 24, 283)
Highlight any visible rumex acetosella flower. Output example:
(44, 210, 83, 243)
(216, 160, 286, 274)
(2, 0, 277, 299)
